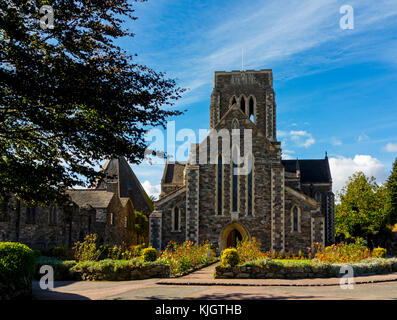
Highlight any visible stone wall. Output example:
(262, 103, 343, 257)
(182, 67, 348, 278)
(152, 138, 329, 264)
(0, 196, 96, 250)
(215, 265, 329, 279)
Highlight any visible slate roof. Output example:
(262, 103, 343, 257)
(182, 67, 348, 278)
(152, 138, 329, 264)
(96, 157, 153, 214)
(67, 190, 115, 209)
(282, 159, 332, 184)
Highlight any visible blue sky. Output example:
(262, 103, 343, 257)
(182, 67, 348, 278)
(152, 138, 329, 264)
(116, 0, 397, 198)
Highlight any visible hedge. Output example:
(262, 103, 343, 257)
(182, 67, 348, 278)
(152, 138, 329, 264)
(0, 242, 36, 300)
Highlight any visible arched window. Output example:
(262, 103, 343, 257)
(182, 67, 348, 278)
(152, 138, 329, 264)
(314, 192, 322, 202)
(240, 96, 246, 114)
(49, 206, 57, 225)
(231, 96, 237, 106)
(232, 147, 238, 212)
(0, 197, 8, 222)
(217, 154, 223, 215)
(173, 206, 180, 231)
(248, 96, 255, 123)
(232, 118, 239, 129)
(247, 155, 253, 216)
(292, 206, 300, 232)
(26, 207, 36, 224)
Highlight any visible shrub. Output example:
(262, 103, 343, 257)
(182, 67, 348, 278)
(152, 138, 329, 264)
(35, 256, 78, 280)
(142, 247, 157, 262)
(72, 234, 101, 261)
(46, 246, 70, 260)
(236, 237, 264, 263)
(0, 242, 36, 282)
(372, 247, 387, 258)
(221, 248, 239, 267)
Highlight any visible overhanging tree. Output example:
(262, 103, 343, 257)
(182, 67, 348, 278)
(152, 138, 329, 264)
(0, 1, 184, 206)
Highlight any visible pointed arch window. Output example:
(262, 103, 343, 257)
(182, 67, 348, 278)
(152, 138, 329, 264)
(240, 96, 246, 114)
(231, 96, 237, 106)
(49, 206, 57, 225)
(26, 207, 36, 224)
(249, 96, 255, 123)
(217, 154, 223, 215)
(232, 147, 238, 212)
(292, 206, 301, 232)
(247, 155, 253, 216)
(173, 206, 180, 231)
(314, 192, 322, 202)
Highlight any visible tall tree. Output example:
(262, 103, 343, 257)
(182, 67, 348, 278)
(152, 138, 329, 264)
(0, 1, 184, 206)
(386, 158, 397, 225)
(335, 172, 389, 239)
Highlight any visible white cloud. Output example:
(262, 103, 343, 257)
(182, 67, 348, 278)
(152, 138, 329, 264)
(141, 180, 161, 200)
(330, 137, 342, 146)
(384, 143, 397, 153)
(358, 133, 369, 142)
(290, 130, 315, 148)
(329, 155, 387, 194)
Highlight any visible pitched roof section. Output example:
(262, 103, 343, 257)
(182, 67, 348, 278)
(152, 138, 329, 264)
(282, 159, 332, 184)
(67, 190, 115, 209)
(96, 157, 153, 214)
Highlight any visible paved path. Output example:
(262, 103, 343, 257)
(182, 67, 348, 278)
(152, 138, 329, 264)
(32, 263, 397, 300)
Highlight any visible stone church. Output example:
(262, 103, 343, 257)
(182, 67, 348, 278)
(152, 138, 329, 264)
(150, 69, 335, 253)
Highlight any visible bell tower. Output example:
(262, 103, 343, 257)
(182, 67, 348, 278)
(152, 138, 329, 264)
(210, 69, 277, 142)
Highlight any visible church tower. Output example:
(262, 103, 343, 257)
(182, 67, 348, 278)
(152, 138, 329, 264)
(210, 69, 277, 142)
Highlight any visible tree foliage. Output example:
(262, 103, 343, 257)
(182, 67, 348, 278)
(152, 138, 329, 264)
(386, 158, 397, 225)
(0, 1, 184, 206)
(335, 171, 389, 239)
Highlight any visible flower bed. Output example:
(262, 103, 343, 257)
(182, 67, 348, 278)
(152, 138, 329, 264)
(33, 237, 216, 281)
(215, 258, 397, 279)
(158, 241, 218, 277)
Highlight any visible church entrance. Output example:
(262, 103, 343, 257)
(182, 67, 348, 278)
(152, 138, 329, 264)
(226, 229, 242, 248)
(220, 222, 249, 251)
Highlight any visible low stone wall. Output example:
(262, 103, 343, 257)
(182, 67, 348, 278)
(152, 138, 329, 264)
(73, 264, 170, 281)
(215, 258, 397, 279)
(215, 265, 330, 279)
(0, 277, 32, 300)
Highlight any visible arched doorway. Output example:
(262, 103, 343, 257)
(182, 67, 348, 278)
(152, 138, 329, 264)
(226, 229, 242, 248)
(220, 222, 250, 251)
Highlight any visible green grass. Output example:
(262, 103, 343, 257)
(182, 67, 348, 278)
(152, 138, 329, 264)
(273, 259, 311, 264)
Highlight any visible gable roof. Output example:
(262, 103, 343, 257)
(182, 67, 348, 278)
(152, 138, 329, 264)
(96, 157, 153, 214)
(67, 190, 115, 209)
(282, 159, 332, 184)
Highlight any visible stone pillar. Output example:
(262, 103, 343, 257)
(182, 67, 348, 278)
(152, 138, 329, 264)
(271, 166, 285, 251)
(326, 191, 335, 244)
(149, 211, 162, 251)
(185, 165, 200, 243)
(311, 211, 325, 247)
